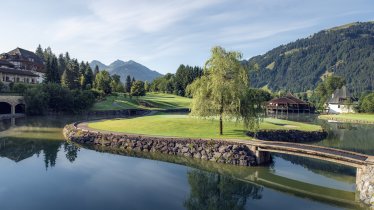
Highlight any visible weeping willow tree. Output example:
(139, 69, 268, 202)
(187, 46, 262, 135)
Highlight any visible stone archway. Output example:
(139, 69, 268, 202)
(0, 102, 12, 114)
(15, 104, 26, 114)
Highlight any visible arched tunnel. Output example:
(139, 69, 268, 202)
(15, 104, 26, 114)
(0, 102, 12, 114)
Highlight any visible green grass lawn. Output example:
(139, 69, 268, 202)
(91, 92, 191, 111)
(319, 113, 374, 123)
(88, 113, 322, 139)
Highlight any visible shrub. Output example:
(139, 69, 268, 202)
(24, 87, 48, 115)
(360, 93, 374, 113)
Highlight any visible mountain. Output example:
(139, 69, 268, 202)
(89, 59, 163, 82)
(248, 21, 374, 95)
(90, 60, 107, 70)
(108, 59, 126, 69)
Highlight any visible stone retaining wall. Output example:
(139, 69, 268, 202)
(63, 124, 258, 166)
(356, 165, 374, 205)
(247, 130, 327, 143)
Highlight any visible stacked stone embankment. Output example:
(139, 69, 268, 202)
(63, 124, 258, 166)
(247, 130, 328, 143)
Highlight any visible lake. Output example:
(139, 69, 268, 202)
(0, 115, 371, 210)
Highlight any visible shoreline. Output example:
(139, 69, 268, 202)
(319, 115, 374, 125)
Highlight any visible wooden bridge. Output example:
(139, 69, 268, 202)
(241, 140, 372, 168)
(238, 139, 374, 206)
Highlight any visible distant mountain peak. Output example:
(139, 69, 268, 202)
(89, 59, 162, 82)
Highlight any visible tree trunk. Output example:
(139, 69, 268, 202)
(219, 97, 223, 135)
(219, 113, 223, 135)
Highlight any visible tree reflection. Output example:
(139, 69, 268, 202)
(63, 142, 80, 163)
(0, 137, 80, 169)
(184, 170, 262, 210)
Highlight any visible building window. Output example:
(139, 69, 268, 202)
(6, 76, 9, 82)
(338, 105, 340, 108)
(16, 77, 20, 82)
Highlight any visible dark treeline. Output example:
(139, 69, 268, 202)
(21, 45, 100, 114)
(150, 64, 203, 96)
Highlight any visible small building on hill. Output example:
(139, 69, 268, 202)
(0, 47, 44, 84)
(266, 94, 313, 115)
(326, 86, 356, 114)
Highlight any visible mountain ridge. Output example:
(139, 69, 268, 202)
(89, 59, 163, 82)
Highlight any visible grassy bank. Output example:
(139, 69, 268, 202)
(88, 113, 322, 139)
(319, 114, 374, 124)
(91, 92, 191, 111)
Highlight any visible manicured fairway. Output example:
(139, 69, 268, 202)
(91, 92, 191, 110)
(88, 113, 323, 139)
(319, 114, 374, 124)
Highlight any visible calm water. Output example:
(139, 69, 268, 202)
(0, 115, 372, 210)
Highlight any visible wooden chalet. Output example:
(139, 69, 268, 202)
(266, 94, 313, 115)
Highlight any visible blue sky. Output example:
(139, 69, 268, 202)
(0, 0, 373, 74)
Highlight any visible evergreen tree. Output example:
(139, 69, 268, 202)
(84, 63, 94, 89)
(35, 44, 44, 61)
(61, 60, 80, 89)
(132, 77, 136, 85)
(65, 52, 71, 62)
(43, 55, 60, 83)
(79, 61, 86, 76)
(125, 75, 132, 93)
(94, 65, 100, 79)
(58, 54, 66, 77)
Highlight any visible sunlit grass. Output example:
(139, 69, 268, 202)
(319, 114, 374, 123)
(91, 92, 191, 111)
(88, 113, 322, 139)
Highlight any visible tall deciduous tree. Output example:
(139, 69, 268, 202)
(187, 46, 259, 135)
(312, 75, 346, 109)
(94, 70, 112, 94)
(131, 80, 146, 97)
(110, 74, 124, 92)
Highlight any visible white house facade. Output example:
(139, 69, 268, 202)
(326, 86, 356, 114)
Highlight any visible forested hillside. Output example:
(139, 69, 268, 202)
(248, 22, 374, 95)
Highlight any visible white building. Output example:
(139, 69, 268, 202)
(0, 48, 45, 84)
(326, 86, 356, 114)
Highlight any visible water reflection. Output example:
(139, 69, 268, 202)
(0, 137, 80, 169)
(184, 170, 262, 210)
(0, 115, 372, 210)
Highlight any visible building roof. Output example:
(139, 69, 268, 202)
(327, 86, 354, 104)
(268, 93, 308, 105)
(0, 59, 14, 68)
(0, 67, 39, 77)
(6, 47, 44, 65)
